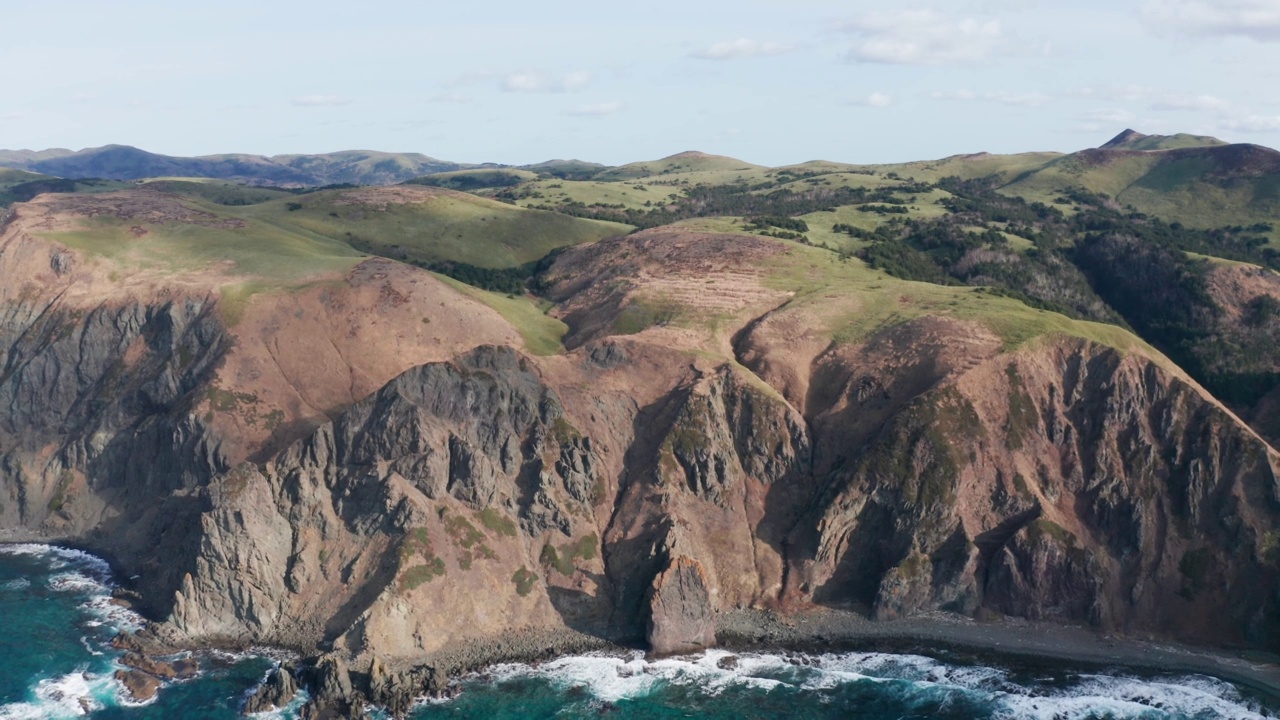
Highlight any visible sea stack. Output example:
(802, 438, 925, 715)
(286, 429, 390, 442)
(647, 555, 716, 656)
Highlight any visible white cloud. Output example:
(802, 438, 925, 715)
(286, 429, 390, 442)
(430, 91, 471, 104)
(931, 89, 1050, 107)
(1221, 114, 1280, 132)
(502, 72, 550, 92)
(692, 38, 795, 60)
(565, 101, 624, 116)
(1142, 0, 1280, 41)
(292, 94, 351, 107)
(1150, 93, 1231, 111)
(501, 70, 594, 93)
(561, 70, 593, 91)
(840, 10, 1026, 65)
(855, 92, 894, 107)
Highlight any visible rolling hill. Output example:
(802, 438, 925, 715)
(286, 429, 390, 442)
(594, 150, 766, 181)
(1100, 128, 1228, 151)
(0, 144, 472, 186)
(1, 129, 1279, 716)
(1001, 134, 1280, 232)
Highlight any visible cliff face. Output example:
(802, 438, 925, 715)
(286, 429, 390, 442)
(1, 206, 1278, 676)
(151, 333, 1280, 656)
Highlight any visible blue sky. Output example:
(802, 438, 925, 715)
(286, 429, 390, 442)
(2, 0, 1279, 165)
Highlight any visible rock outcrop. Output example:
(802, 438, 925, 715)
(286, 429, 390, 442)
(243, 664, 298, 715)
(1, 207, 1278, 716)
(115, 669, 162, 703)
(647, 555, 716, 656)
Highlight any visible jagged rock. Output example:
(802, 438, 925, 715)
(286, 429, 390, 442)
(49, 251, 73, 276)
(1, 200, 1279, 675)
(367, 656, 419, 718)
(647, 555, 716, 656)
(119, 652, 178, 680)
(243, 664, 298, 715)
(315, 654, 354, 705)
(114, 669, 162, 703)
(172, 657, 200, 680)
(297, 654, 364, 719)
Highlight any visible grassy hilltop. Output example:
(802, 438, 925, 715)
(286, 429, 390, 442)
(7, 129, 1280, 437)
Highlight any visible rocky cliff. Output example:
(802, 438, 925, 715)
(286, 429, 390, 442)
(1, 198, 1278, 714)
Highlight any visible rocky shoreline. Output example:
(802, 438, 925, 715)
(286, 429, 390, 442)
(108, 605, 1280, 717)
(717, 607, 1280, 706)
(8, 535, 1278, 716)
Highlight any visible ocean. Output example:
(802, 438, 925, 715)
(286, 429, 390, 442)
(0, 543, 1275, 720)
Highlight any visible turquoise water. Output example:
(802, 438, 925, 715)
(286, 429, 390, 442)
(0, 544, 1276, 719)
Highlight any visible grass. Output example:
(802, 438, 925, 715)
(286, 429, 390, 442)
(613, 297, 683, 335)
(512, 567, 539, 596)
(540, 533, 598, 576)
(0, 175, 134, 207)
(47, 207, 364, 281)
(594, 152, 765, 181)
(1106, 132, 1226, 151)
(398, 526, 446, 590)
(138, 179, 295, 205)
(798, 193, 953, 253)
(240, 188, 629, 270)
(477, 508, 518, 537)
(853, 152, 1063, 184)
(431, 273, 568, 355)
(40, 189, 613, 337)
(756, 242, 1159, 355)
(1000, 149, 1280, 235)
(43, 203, 365, 322)
(512, 179, 667, 211)
(0, 168, 50, 191)
(408, 168, 539, 191)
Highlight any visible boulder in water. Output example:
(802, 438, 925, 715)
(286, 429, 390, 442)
(242, 664, 298, 715)
(115, 669, 162, 702)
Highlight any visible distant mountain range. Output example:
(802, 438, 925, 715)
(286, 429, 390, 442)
(0, 144, 478, 186)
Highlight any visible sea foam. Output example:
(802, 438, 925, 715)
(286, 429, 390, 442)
(456, 648, 1275, 719)
(0, 671, 113, 719)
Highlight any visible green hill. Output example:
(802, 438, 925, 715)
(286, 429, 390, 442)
(0, 172, 133, 208)
(1001, 142, 1280, 234)
(855, 152, 1063, 184)
(236, 186, 631, 270)
(138, 179, 297, 205)
(405, 168, 539, 191)
(519, 159, 611, 180)
(594, 151, 765, 181)
(1099, 129, 1228, 151)
(0, 145, 472, 186)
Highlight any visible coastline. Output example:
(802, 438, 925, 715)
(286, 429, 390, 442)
(716, 607, 1280, 706)
(5, 538, 1278, 713)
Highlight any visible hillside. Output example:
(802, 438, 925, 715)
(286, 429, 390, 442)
(0, 134, 1278, 716)
(235, 185, 630, 270)
(1001, 139, 1280, 235)
(594, 151, 766, 181)
(1100, 128, 1228, 151)
(0, 144, 470, 186)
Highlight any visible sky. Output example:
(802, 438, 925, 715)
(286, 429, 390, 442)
(2, 0, 1280, 166)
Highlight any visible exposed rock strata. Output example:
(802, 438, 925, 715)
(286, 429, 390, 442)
(1, 217, 1278, 716)
(647, 555, 716, 655)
